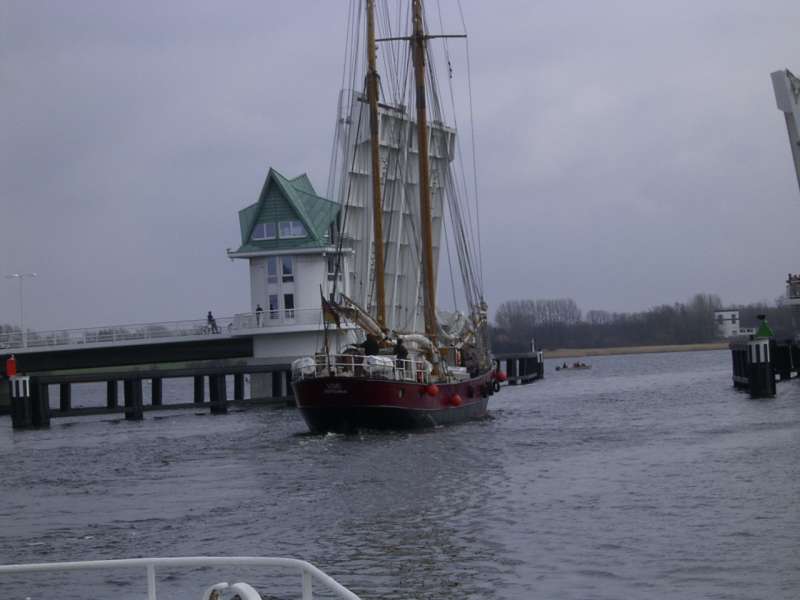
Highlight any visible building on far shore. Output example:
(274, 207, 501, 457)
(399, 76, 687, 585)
(714, 309, 755, 339)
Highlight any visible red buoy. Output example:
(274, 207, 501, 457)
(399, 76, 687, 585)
(450, 394, 463, 407)
(5, 355, 17, 377)
(496, 371, 508, 382)
(425, 384, 439, 396)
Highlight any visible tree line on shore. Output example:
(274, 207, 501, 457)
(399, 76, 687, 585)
(490, 293, 797, 353)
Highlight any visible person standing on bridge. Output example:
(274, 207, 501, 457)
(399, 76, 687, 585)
(256, 304, 264, 327)
(207, 311, 219, 334)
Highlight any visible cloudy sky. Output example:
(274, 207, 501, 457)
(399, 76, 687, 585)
(1, 0, 799, 332)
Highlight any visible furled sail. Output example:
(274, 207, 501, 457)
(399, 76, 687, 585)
(331, 91, 456, 333)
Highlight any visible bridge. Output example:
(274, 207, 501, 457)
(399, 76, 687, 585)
(0, 309, 327, 423)
(0, 309, 323, 355)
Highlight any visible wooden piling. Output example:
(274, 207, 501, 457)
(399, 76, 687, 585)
(30, 377, 50, 427)
(284, 370, 294, 396)
(193, 375, 204, 404)
(151, 377, 163, 406)
(507, 359, 518, 385)
(123, 379, 144, 420)
(233, 373, 245, 401)
(271, 371, 283, 398)
(59, 382, 71, 411)
(209, 374, 228, 415)
(106, 380, 119, 409)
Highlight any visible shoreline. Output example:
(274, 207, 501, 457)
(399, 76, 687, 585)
(542, 341, 728, 359)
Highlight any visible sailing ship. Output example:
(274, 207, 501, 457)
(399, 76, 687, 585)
(292, 0, 498, 433)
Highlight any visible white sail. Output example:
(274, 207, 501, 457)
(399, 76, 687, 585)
(333, 90, 456, 333)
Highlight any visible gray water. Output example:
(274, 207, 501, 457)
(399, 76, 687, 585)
(1, 350, 798, 599)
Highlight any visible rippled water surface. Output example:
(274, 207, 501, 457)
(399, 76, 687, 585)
(1, 350, 799, 599)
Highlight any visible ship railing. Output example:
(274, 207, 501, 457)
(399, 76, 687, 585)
(295, 354, 431, 384)
(0, 556, 362, 600)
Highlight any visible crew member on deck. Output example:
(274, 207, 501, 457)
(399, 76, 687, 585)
(359, 333, 380, 356)
(394, 338, 409, 361)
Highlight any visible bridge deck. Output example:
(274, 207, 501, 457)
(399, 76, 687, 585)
(0, 310, 323, 355)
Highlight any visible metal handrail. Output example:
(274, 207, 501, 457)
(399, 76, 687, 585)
(0, 308, 328, 352)
(294, 353, 431, 384)
(0, 555, 361, 600)
(233, 308, 323, 330)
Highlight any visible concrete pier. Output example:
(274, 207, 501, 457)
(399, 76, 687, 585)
(493, 351, 545, 386)
(106, 381, 118, 409)
(124, 379, 144, 420)
(151, 377, 163, 406)
(59, 382, 71, 411)
(193, 376, 204, 404)
(209, 374, 228, 415)
(30, 378, 50, 427)
(234, 373, 245, 401)
(3, 357, 291, 427)
(272, 372, 283, 398)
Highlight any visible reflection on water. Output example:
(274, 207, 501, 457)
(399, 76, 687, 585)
(1, 350, 798, 599)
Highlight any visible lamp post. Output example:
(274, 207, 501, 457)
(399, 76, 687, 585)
(5, 272, 37, 347)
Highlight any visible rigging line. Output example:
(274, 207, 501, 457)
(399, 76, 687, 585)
(456, 0, 484, 291)
(332, 14, 369, 299)
(433, 1, 480, 290)
(327, 0, 357, 198)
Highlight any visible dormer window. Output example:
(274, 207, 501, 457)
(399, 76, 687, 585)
(279, 220, 306, 239)
(251, 222, 277, 241)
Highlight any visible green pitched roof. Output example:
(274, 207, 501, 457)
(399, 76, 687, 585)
(234, 168, 340, 254)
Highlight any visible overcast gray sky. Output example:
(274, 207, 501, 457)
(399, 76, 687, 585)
(1, 0, 799, 331)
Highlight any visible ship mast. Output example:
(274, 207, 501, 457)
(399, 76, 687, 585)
(366, 0, 387, 329)
(411, 0, 437, 343)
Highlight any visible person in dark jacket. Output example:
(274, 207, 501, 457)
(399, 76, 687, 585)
(394, 338, 408, 361)
(207, 311, 219, 334)
(359, 333, 380, 355)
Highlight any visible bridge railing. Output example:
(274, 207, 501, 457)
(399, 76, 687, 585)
(0, 317, 235, 352)
(0, 309, 326, 352)
(233, 308, 322, 330)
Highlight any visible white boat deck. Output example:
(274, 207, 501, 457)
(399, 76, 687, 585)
(0, 555, 362, 600)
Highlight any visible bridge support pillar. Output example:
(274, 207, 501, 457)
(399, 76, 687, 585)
(59, 382, 71, 411)
(151, 378, 163, 406)
(193, 376, 204, 404)
(30, 377, 50, 428)
(284, 370, 293, 398)
(507, 359, 518, 385)
(272, 371, 283, 398)
(106, 381, 118, 409)
(233, 373, 244, 401)
(124, 379, 144, 421)
(209, 374, 228, 415)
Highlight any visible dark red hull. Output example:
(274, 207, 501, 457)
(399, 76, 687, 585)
(292, 370, 496, 433)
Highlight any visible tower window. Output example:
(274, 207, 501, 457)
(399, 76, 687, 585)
(279, 220, 307, 238)
(282, 256, 294, 282)
(251, 222, 277, 241)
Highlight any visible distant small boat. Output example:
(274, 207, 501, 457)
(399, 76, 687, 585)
(555, 363, 592, 372)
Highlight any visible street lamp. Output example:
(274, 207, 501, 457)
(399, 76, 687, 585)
(5, 272, 37, 347)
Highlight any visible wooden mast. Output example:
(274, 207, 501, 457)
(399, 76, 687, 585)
(411, 0, 437, 343)
(366, 0, 387, 329)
